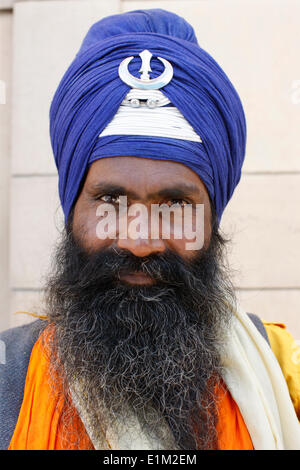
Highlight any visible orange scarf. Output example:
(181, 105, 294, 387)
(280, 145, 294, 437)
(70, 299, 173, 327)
(9, 327, 253, 450)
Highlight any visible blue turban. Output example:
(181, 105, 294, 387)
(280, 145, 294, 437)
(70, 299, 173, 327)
(50, 9, 246, 225)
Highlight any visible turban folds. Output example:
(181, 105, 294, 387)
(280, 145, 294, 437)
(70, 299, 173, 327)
(50, 9, 246, 224)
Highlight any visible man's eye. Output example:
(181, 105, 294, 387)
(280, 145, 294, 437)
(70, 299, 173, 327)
(98, 194, 120, 204)
(167, 199, 189, 207)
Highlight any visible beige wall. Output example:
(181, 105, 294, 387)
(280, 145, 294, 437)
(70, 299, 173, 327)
(1, 0, 299, 338)
(0, 9, 11, 332)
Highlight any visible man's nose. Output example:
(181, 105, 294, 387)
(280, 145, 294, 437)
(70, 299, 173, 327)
(117, 236, 166, 257)
(116, 208, 166, 257)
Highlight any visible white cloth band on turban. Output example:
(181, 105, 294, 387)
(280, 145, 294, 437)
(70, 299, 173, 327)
(99, 90, 202, 143)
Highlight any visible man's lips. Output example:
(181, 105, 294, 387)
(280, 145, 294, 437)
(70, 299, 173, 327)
(118, 271, 155, 285)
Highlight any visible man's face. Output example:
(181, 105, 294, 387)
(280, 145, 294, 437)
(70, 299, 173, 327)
(72, 156, 213, 270)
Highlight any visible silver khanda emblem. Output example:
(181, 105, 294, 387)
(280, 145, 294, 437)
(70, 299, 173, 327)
(119, 49, 173, 91)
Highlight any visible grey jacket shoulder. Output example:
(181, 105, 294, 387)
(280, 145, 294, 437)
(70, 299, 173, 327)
(0, 319, 47, 450)
(248, 313, 270, 345)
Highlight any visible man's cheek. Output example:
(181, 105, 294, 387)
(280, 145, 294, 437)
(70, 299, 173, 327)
(73, 212, 113, 253)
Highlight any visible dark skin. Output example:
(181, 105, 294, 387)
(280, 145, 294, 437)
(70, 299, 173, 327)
(73, 156, 212, 285)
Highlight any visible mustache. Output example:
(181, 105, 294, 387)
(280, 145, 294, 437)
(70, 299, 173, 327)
(63, 240, 214, 291)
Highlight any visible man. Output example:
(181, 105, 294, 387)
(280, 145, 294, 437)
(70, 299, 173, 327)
(1, 9, 300, 450)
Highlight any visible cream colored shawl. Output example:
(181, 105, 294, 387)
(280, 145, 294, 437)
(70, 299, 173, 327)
(222, 300, 300, 449)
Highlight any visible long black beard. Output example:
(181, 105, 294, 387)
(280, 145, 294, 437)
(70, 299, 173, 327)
(44, 217, 236, 450)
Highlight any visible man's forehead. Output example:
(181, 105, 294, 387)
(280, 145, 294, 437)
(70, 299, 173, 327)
(85, 156, 209, 199)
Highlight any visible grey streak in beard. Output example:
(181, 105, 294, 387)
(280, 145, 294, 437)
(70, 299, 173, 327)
(44, 213, 236, 450)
